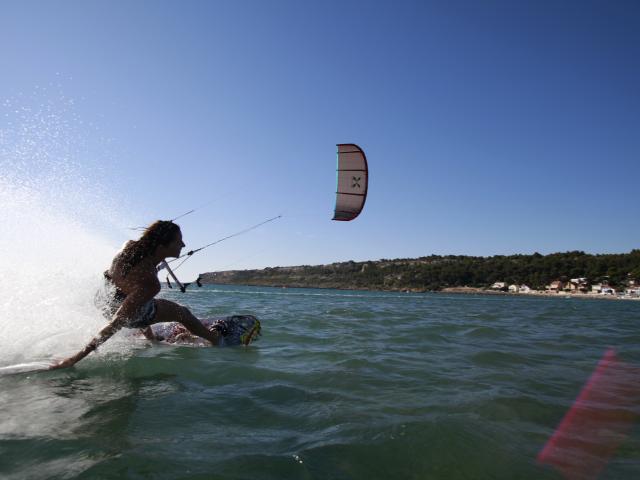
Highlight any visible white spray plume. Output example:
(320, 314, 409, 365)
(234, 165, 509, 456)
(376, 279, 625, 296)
(0, 90, 136, 366)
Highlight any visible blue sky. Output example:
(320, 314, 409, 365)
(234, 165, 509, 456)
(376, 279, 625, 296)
(1, 1, 639, 279)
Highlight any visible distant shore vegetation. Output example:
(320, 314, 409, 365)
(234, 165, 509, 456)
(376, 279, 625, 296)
(200, 250, 640, 293)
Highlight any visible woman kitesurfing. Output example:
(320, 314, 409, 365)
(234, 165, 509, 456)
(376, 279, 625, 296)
(50, 221, 228, 369)
(47, 140, 363, 370)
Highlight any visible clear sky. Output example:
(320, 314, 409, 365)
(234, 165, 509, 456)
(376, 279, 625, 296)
(1, 1, 639, 280)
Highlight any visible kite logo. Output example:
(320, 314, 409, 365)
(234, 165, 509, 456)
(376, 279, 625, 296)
(352, 176, 361, 189)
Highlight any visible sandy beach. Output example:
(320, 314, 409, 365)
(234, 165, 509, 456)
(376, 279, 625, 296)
(440, 286, 640, 301)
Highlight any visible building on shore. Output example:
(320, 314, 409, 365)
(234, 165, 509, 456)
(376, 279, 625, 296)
(566, 278, 590, 293)
(548, 280, 565, 292)
(625, 287, 640, 297)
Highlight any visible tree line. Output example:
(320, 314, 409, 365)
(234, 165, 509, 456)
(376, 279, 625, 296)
(201, 250, 640, 291)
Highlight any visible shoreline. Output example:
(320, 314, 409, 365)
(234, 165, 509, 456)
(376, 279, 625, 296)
(199, 282, 640, 301)
(438, 287, 640, 301)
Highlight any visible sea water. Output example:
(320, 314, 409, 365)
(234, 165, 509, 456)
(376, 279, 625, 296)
(1, 285, 639, 479)
(1, 95, 638, 479)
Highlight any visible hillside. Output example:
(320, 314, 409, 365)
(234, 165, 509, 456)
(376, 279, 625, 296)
(200, 250, 640, 292)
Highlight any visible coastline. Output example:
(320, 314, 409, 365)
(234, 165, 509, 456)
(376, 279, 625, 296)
(200, 251, 640, 301)
(438, 287, 640, 301)
(201, 282, 640, 301)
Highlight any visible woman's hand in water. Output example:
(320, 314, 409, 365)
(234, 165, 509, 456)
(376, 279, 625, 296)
(49, 357, 76, 370)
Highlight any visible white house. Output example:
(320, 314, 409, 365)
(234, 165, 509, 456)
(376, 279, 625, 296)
(519, 285, 532, 293)
(508, 284, 519, 293)
(491, 282, 506, 290)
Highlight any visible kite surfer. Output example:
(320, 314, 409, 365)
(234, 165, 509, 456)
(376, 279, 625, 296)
(50, 220, 220, 369)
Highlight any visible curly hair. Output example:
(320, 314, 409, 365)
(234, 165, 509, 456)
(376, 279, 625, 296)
(119, 220, 181, 277)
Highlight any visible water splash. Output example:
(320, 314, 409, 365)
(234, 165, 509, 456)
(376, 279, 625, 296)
(0, 89, 133, 366)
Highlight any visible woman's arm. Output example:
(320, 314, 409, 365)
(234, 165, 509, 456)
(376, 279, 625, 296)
(50, 273, 160, 369)
(49, 317, 125, 369)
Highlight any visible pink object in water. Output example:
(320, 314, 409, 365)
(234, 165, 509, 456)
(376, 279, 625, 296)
(538, 348, 640, 480)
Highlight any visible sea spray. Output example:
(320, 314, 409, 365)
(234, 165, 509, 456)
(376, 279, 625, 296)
(0, 90, 135, 367)
(0, 179, 118, 364)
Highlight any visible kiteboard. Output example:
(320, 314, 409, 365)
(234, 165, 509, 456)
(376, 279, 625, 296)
(0, 361, 52, 376)
(149, 315, 261, 347)
(0, 316, 261, 377)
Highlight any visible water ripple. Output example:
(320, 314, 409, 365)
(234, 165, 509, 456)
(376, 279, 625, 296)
(1, 286, 639, 479)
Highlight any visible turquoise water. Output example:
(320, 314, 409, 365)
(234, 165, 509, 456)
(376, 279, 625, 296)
(1, 285, 639, 479)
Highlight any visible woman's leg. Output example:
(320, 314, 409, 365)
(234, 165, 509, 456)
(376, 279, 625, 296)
(151, 299, 220, 345)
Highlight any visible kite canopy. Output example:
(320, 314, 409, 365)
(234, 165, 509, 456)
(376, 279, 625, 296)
(333, 144, 368, 221)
